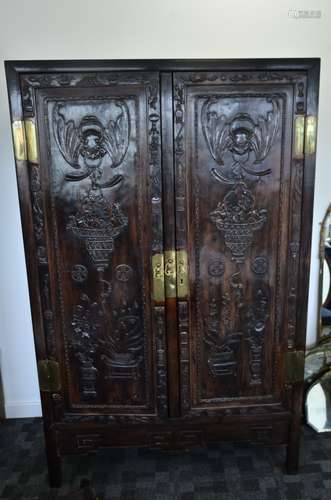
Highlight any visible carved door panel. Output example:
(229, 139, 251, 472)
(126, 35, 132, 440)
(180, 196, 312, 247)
(173, 71, 307, 416)
(22, 72, 167, 420)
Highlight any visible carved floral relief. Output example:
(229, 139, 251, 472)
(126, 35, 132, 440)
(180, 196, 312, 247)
(66, 190, 128, 271)
(70, 294, 143, 399)
(210, 182, 267, 263)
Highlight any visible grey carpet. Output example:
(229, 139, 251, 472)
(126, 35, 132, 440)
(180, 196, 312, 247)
(0, 418, 330, 499)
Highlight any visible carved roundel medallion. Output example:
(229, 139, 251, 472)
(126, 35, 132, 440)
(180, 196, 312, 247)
(208, 257, 225, 278)
(115, 264, 133, 282)
(71, 264, 88, 282)
(251, 256, 268, 276)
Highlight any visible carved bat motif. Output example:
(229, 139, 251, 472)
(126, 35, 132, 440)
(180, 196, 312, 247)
(201, 96, 281, 182)
(53, 101, 130, 188)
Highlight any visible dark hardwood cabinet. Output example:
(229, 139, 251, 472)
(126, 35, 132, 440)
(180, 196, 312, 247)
(5, 59, 320, 486)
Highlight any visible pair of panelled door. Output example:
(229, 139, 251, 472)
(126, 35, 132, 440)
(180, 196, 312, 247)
(9, 67, 314, 418)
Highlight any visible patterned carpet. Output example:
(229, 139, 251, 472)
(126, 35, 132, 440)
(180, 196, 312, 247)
(0, 418, 331, 499)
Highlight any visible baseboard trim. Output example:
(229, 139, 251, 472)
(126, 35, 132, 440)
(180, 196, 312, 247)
(5, 400, 42, 419)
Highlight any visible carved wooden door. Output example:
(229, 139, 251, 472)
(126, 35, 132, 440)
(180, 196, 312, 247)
(19, 72, 167, 421)
(173, 71, 309, 417)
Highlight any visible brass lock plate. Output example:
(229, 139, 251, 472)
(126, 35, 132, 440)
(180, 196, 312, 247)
(152, 253, 165, 302)
(164, 250, 177, 298)
(152, 249, 189, 301)
(176, 250, 188, 299)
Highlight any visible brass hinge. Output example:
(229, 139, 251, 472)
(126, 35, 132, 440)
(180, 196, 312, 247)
(12, 121, 27, 161)
(294, 115, 317, 159)
(25, 119, 38, 163)
(294, 115, 305, 159)
(305, 115, 317, 155)
(37, 359, 61, 392)
(285, 350, 305, 384)
(11, 119, 39, 163)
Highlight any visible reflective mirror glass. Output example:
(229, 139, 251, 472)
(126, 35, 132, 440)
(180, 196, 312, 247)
(306, 370, 331, 432)
(319, 205, 331, 342)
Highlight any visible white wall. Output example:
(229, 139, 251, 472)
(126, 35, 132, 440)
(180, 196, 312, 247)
(0, 0, 330, 418)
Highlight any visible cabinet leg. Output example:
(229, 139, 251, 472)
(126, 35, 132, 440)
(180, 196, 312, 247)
(286, 388, 303, 474)
(44, 428, 62, 488)
(286, 436, 300, 474)
(47, 457, 62, 488)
